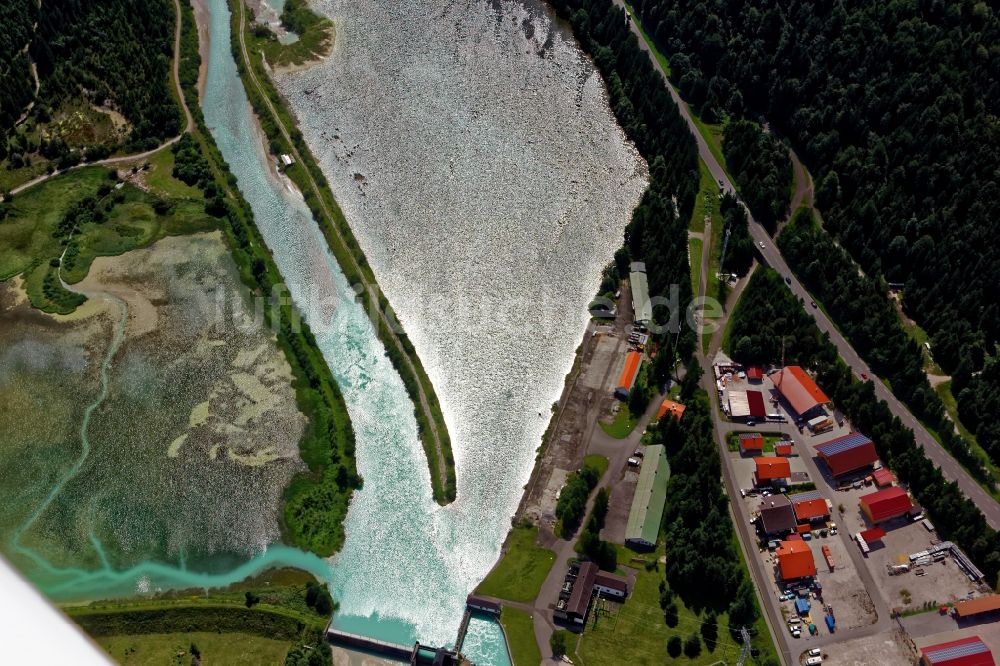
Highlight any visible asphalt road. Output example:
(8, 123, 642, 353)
(611, 2, 1000, 531)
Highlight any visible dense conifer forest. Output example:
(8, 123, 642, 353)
(2, 0, 179, 162)
(633, 0, 1000, 468)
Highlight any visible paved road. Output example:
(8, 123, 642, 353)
(9, 0, 194, 198)
(612, 1, 1000, 532)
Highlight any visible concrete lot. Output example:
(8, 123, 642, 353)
(812, 628, 916, 666)
(602, 467, 639, 545)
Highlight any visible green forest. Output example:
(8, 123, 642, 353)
(727, 269, 1000, 587)
(632, 0, 1000, 469)
(721, 120, 791, 231)
(2, 0, 179, 173)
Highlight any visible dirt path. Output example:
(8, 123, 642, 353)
(234, 0, 452, 500)
(9, 0, 194, 198)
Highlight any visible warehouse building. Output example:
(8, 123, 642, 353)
(629, 262, 652, 324)
(753, 456, 791, 486)
(920, 636, 995, 666)
(860, 486, 913, 524)
(759, 494, 796, 535)
(776, 540, 817, 580)
(770, 366, 830, 416)
(789, 490, 830, 523)
(728, 389, 766, 421)
(625, 445, 667, 549)
(954, 595, 1000, 619)
(815, 432, 879, 477)
(873, 467, 896, 487)
(614, 351, 642, 400)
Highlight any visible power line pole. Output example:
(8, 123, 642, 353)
(736, 626, 751, 666)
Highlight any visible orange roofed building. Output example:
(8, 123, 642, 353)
(657, 399, 686, 421)
(614, 351, 642, 400)
(770, 366, 830, 415)
(776, 540, 817, 580)
(754, 456, 791, 485)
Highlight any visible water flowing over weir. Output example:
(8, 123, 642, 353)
(267, 0, 646, 654)
(206, 0, 643, 661)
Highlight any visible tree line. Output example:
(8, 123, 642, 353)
(547, 0, 700, 371)
(722, 120, 791, 232)
(727, 268, 1000, 586)
(778, 209, 996, 482)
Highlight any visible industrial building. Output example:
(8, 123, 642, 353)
(558, 562, 629, 625)
(629, 262, 652, 324)
(746, 366, 763, 382)
(815, 432, 879, 477)
(614, 351, 642, 400)
(625, 445, 667, 549)
(728, 389, 766, 421)
(860, 486, 913, 524)
(920, 636, 995, 666)
(759, 494, 796, 535)
(770, 366, 830, 416)
(656, 398, 686, 421)
(776, 540, 817, 580)
(954, 595, 1000, 619)
(739, 432, 764, 455)
(789, 490, 830, 523)
(753, 456, 791, 486)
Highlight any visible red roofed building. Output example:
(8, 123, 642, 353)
(873, 467, 896, 488)
(614, 351, 642, 400)
(770, 366, 830, 415)
(739, 433, 764, 455)
(860, 486, 913, 524)
(775, 442, 793, 456)
(859, 527, 886, 543)
(754, 457, 791, 485)
(921, 636, 995, 666)
(776, 540, 817, 580)
(815, 432, 879, 477)
(656, 399, 686, 422)
(790, 490, 829, 523)
(747, 366, 763, 382)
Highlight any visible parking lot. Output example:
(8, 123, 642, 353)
(812, 628, 916, 666)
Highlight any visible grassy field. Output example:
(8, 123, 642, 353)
(584, 454, 610, 480)
(142, 147, 204, 199)
(574, 544, 752, 666)
(0, 166, 214, 313)
(475, 526, 556, 603)
(99, 632, 294, 665)
(689, 237, 702, 296)
(500, 607, 542, 666)
(600, 404, 637, 438)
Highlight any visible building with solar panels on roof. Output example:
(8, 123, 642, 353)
(920, 636, 995, 666)
(815, 432, 879, 477)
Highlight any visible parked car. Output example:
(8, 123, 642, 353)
(758, 241, 765, 249)
(810, 300, 818, 308)
(627, 457, 641, 467)
(806, 657, 822, 665)
(633, 448, 644, 458)
(785, 276, 792, 284)
(809, 648, 822, 657)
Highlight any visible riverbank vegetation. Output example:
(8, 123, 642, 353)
(229, 0, 456, 504)
(250, 0, 334, 69)
(721, 121, 791, 232)
(69, 569, 332, 664)
(727, 268, 1000, 587)
(173, 0, 360, 555)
